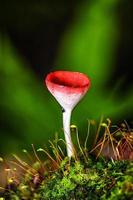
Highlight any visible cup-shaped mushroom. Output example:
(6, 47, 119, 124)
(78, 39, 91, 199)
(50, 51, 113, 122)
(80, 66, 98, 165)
(45, 71, 90, 158)
(45, 71, 90, 111)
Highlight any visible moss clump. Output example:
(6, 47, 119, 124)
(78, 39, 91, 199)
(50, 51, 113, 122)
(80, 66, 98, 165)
(1, 156, 133, 199)
(1, 119, 133, 199)
(40, 157, 133, 200)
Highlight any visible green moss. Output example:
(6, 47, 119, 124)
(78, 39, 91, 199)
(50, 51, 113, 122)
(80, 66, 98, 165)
(1, 156, 133, 199)
(39, 158, 133, 200)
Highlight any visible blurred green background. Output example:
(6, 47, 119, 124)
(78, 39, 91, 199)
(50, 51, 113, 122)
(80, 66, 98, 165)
(0, 0, 133, 155)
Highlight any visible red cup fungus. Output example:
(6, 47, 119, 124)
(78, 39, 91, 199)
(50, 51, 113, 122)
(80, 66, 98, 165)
(45, 71, 90, 158)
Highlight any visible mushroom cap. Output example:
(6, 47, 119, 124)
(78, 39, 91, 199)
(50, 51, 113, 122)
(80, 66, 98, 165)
(45, 71, 90, 110)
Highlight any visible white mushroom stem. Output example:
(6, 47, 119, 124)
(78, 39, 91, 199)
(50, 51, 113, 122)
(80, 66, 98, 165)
(63, 109, 74, 158)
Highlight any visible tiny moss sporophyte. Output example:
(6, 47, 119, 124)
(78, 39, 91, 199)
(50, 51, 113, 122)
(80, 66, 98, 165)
(45, 71, 91, 159)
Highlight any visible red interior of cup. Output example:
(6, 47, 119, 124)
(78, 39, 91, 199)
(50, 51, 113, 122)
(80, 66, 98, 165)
(45, 71, 90, 94)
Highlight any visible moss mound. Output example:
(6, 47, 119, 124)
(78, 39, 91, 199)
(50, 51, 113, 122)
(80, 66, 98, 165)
(40, 158, 133, 200)
(1, 120, 133, 199)
(1, 156, 133, 200)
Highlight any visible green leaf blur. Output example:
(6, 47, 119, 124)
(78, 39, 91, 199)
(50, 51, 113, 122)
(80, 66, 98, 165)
(56, 0, 133, 124)
(0, 37, 61, 154)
